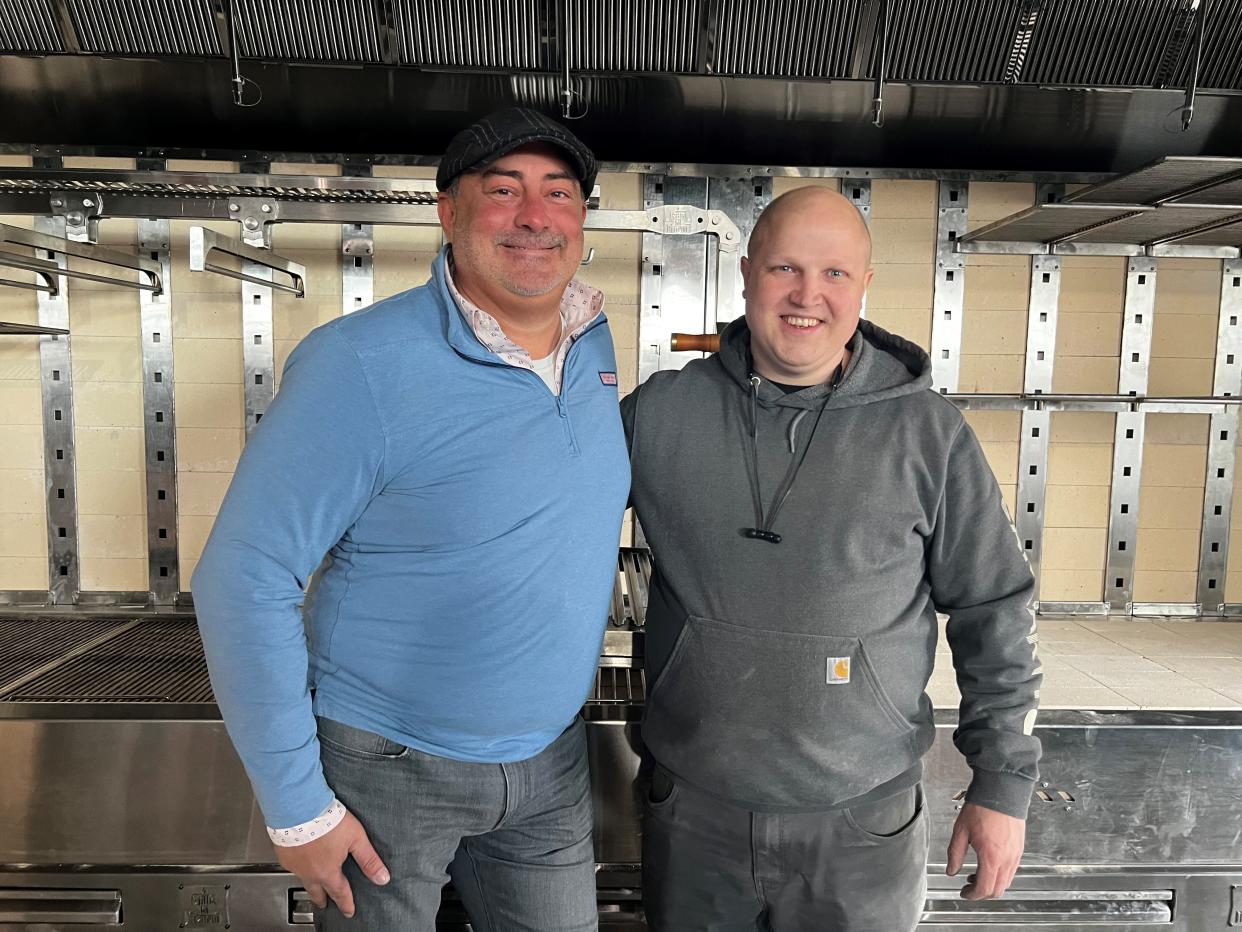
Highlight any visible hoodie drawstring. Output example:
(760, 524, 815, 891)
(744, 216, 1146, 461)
(742, 365, 842, 544)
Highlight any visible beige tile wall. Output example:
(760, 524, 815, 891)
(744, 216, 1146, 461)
(0, 166, 1229, 604)
(0, 153, 47, 589)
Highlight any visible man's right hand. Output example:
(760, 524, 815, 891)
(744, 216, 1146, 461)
(275, 810, 390, 919)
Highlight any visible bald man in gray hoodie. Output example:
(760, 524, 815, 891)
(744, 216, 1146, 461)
(622, 188, 1041, 931)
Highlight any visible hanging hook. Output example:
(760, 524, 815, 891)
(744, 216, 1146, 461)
(1180, 0, 1206, 131)
(225, 0, 262, 108)
(871, 0, 889, 128)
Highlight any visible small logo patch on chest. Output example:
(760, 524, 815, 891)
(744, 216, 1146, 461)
(827, 656, 851, 684)
(599, 371, 618, 385)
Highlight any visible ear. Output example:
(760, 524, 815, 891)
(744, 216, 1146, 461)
(437, 192, 456, 240)
(740, 255, 751, 298)
(862, 267, 875, 291)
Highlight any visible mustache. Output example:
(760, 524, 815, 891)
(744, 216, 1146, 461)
(495, 233, 566, 249)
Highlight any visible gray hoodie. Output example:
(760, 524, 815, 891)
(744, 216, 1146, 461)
(621, 317, 1041, 819)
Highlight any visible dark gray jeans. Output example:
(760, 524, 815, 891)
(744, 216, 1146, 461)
(315, 715, 597, 932)
(643, 768, 928, 932)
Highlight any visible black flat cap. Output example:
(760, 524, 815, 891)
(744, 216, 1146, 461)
(436, 107, 597, 199)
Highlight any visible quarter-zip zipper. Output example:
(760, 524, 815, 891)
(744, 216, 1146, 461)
(451, 315, 605, 455)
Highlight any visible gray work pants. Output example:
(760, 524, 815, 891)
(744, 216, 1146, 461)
(315, 715, 598, 932)
(643, 768, 928, 932)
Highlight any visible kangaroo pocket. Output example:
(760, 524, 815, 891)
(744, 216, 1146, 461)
(642, 614, 919, 809)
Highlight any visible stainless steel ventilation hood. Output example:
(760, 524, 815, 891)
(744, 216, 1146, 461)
(2, 0, 1242, 171)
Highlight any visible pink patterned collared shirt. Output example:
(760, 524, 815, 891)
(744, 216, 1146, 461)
(445, 257, 604, 394)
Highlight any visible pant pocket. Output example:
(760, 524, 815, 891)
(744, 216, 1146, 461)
(316, 716, 410, 760)
(844, 784, 924, 841)
(642, 614, 918, 809)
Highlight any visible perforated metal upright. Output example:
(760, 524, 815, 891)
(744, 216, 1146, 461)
(34, 168, 78, 602)
(1197, 259, 1242, 612)
(1015, 184, 1064, 602)
(843, 179, 872, 319)
(236, 161, 276, 438)
(1104, 258, 1157, 611)
(341, 164, 375, 316)
(930, 181, 968, 393)
(136, 173, 179, 602)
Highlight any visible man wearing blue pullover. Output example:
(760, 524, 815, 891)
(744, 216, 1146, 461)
(192, 109, 630, 931)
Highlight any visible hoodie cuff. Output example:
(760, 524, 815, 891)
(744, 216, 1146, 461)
(965, 769, 1036, 820)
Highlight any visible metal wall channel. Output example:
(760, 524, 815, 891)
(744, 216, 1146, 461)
(930, 181, 967, 393)
(706, 176, 770, 326)
(34, 211, 78, 603)
(639, 175, 708, 377)
(137, 215, 178, 603)
(234, 175, 276, 438)
(341, 166, 374, 316)
(1105, 258, 1157, 612)
(1197, 258, 1242, 612)
(843, 179, 872, 318)
(638, 175, 665, 384)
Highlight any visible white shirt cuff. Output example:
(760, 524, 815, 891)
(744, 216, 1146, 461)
(267, 798, 347, 847)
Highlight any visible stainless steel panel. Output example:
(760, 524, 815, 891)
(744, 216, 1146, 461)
(930, 181, 967, 393)
(138, 219, 178, 603)
(34, 214, 78, 604)
(0, 719, 271, 863)
(393, 0, 540, 68)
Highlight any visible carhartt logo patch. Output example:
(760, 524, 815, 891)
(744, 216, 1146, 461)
(826, 657, 851, 684)
(599, 371, 618, 385)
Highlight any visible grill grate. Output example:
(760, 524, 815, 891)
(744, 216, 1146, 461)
(610, 548, 652, 628)
(2, 620, 214, 703)
(713, 0, 858, 77)
(67, 0, 219, 55)
(0, 618, 132, 693)
(394, 0, 542, 69)
(0, 0, 63, 52)
(232, 0, 383, 62)
(590, 665, 645, 703)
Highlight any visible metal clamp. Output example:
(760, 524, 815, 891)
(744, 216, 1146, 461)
(188, 226, 306, 297)
(50, 191, 104, 242)
(0, 222, 162, 294)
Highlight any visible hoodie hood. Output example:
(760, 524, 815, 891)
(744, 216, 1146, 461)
(716, 316, 933, 409)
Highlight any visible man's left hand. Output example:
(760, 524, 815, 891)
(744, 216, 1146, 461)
(945, 802, 1025, 900)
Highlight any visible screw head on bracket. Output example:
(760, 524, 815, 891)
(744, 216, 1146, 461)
(50, 198, 64, 208)
(82, 198, 95, 208)
(66, 211, 84, 226)
(260, 204, 272, 214)
(243, 218, 260, 231)
(228, 203, 240, 212)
